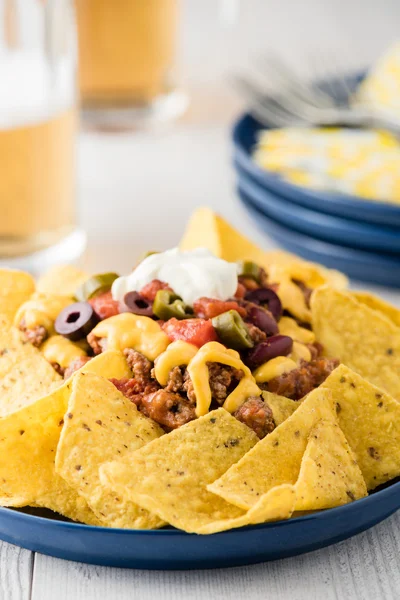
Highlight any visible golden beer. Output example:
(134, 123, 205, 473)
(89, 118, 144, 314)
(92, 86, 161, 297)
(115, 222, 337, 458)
(0, 108, 76, 256)
(75, 0, 182, 124)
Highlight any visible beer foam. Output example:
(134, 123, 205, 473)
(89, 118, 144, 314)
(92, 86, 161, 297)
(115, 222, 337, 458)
(0, 50, 75, 129)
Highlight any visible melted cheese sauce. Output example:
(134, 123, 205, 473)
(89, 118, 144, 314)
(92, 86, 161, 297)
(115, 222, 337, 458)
(186, 341, 260, 417)
(14, 293, 73, 332)
(91, 313, 170, 361)
(154, 341, 198, 385)
(41, 335, 87, 368)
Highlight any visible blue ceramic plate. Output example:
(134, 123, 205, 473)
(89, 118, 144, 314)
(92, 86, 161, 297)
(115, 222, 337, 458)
(239, 189, 400, 288)
(232, 111, 400, 228)
(237, 170, 400, 254)
(0, 478, 400, 569)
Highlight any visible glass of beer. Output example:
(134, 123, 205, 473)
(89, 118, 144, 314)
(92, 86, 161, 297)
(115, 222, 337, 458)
(0, 0, 84, 270)
(75, 0, 187, 130)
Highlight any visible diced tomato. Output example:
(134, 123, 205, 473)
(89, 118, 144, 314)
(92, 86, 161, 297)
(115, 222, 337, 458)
(234, 283, 247, 299)
(89, 291, 120, 320)
(162, 318, 218, 348)
(140, 279, 172, 303)
(193, 297, 246, 319)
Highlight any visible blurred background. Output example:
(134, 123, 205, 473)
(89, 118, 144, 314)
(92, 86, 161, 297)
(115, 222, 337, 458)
(2, 0, 400, 293)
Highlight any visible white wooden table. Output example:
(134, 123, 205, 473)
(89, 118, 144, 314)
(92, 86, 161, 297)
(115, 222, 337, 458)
(3, 0, 400, 597)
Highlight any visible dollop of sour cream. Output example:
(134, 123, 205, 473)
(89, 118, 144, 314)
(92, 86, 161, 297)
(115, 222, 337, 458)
(112, 248, 238, 306)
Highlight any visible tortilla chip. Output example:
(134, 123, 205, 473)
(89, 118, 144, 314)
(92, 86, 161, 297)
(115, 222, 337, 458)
(180, 209, 347, 324)
(180, 209, 348, 292)
(262, 391, 299, 426)
(100, 408, 284, 534)
(36, 265, 88, 298)
(56, 373, 165, 529)
(311, 286, 400, 399)
(0, 269, 35, 320)
(0, 351, 131, 522)
(179, 207, 269, 264)
(352, 291, 400, 329)
(208, 388, 336, 510)
(265, 250, 348, 290)
(323, 364, 400, 489)
(197, 484, 296, 534)
(295, 419, 367, 510)
(0, 316, 61, 415)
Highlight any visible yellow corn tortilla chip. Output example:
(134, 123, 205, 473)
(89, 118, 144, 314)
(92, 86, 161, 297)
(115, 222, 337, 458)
(311, 286, 400, 399)
(208, 388, 336, 510)
(322, 364, 400, 489)
(100, 408, 294, 534)
(352, 291, 400, 329)
(0, 351, 131, 522)
(265, 250, 348, 290)
(180, 207, 269, 264)
(197, 484, 296, 534)
(180, 208, 347, 290)
(295, 419, 367, 510)
(56, 372, 165, 529)
(0, 269, 35, 321)
(36, 265, 88, 298)
(0, 316, 62, 415)
(180, 209, 347, 324)
(262, 391, 299, 426)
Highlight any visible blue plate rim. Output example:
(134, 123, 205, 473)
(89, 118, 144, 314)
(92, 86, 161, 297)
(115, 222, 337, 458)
(2, 477, 400, 536)
(232, 109, 400, 219)
(239, 189, 400, 265)
(236, 165, 400, 244)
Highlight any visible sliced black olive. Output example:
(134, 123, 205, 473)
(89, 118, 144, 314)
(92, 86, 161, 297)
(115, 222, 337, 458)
(122, 291, 154, 318)
(55, 302, 98, 341)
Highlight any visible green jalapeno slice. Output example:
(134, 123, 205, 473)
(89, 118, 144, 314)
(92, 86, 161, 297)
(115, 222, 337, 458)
(212, 310, 254, 350)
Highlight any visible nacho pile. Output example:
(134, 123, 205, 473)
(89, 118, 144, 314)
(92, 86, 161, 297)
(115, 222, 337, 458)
(0, 208, 399, 533)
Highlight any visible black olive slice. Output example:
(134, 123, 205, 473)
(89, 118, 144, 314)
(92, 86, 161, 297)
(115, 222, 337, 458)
(55, 302, 98, 341)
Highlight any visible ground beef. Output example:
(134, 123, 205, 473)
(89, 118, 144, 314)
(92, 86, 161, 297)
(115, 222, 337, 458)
(292, 279, 313, 308)
(234, 396, 275, 439)
(164, 366, 184, 393)
(307, 341, 324, 361)
(245, 322, 267, 344)
(123, 348, 153, 381)
(183, 369, 197, 405)
(207, 362, 244, 405)
(109, 377, 159, 407)
(51, 362, 65, 377)
(19, 320, 48, 347)
(238, 276, 259, 291)
(164, 367, 197, 405)
(140, 389, 196, 430)
(63, 356, 92, 379)
(164, 363, 244, 407)
(87, 332, 107, 355)
(264, 357, 339, 400)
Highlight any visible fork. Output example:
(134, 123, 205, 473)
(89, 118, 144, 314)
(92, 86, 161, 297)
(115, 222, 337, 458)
(232, 54, 400, 136)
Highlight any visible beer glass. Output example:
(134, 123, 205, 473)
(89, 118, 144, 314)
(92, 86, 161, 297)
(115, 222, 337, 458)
(0, 0, 84, 270)
(75, 0, 187, 130)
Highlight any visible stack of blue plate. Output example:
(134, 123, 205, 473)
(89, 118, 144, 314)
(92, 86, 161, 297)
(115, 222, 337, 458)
(232, 112, 400, 287)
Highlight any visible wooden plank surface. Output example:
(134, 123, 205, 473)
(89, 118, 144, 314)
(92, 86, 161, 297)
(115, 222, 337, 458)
(0, 544, 33, 600)
(28, 511, 400, 600)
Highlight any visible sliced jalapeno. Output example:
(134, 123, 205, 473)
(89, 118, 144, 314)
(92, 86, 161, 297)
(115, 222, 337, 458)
(237, 260, 263, 283)
(153, 290, 193, 321)
(75, 273, 119, 302)
(212, 310, 254, 350)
